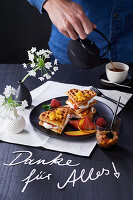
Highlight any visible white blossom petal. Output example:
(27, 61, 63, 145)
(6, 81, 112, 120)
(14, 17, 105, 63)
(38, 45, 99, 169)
(45, 62, 52, 69)
(36, 49, 45, 56)
(44, 53, 50, 58)
(31, 47, 36, 53)
(44, 49, 52, 55)
(28, 70, 36, 77)
(21, 100, 28, 108)
(54, 59, 58, 65)
(36, 51, 40, 56)
(28, 52, 34, 62)
(46, 74, 51, 80)
(53, 66, 58, 72)
(22, 63, 27, 69)
(51, 71, 55, 75)
(30, 62, 35, 68)
(3, 85, 16, 98)
(11, 88, 16, 96)
(38, 77, 44, 81)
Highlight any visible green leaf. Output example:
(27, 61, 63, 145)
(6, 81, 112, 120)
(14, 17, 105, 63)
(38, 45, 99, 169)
(42, 104, 51, 111)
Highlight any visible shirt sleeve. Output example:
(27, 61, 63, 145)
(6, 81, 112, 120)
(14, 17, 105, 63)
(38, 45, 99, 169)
(27, 0, 46, 13)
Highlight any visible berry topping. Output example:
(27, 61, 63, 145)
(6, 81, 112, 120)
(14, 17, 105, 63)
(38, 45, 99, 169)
(106, 131, 114, 139)
(51, 99, 61, 108)
(96, 117, 107, 127)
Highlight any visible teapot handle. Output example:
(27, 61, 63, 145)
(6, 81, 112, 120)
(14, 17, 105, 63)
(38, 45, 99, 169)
(93, 28, 111, 57)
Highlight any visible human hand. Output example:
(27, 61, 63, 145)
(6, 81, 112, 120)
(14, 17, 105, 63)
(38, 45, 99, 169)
(43, 0, 96, 40)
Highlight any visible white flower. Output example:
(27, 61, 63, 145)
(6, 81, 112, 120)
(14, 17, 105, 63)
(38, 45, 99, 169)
(17, 100, 28, 113)
(46, 74, 51, 80)
(36, 49, 45, 56)
(44, 49, 52, 55)
(21, 100, 28, 108)
(30, 62, 35, 68)
(22, 63, 27, 69)
(31, 47, 36, 53)
(0, 85, 28, 119)
(11, 87, 16, 96)
(3, 85, 16, 98)
(0, 95, 5, 106)
(54, 59, 58, 65)
(3, 85, 12, 98)
(28, 52, 34, 62)
(51, 71, 55, 75)
(38, 77, 44, 81)
(40, 49, 45, 55)
(44, 53, 50, 58)
(36, 49, 51, 58)
(36, 51, 41, 56)
(22, 48, 57, 83)
(53, 66, 58, 72)
(45, 62, 52, 69)
(28, 70, 36, 77)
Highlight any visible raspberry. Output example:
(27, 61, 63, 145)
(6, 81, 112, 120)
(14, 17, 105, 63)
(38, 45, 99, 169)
(96, 117, 106, 127)
(51, 99, 61, 108)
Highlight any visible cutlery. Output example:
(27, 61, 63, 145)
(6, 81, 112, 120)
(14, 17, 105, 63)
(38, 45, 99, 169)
(107, 96, 121, 138)
(101, 79, 131, 88)
(90, 86, 124, 108)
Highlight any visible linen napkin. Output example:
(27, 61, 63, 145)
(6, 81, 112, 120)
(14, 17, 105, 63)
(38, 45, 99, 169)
(0, 81, 132, 157)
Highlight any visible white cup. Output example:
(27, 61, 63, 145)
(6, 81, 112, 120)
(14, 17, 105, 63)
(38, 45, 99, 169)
(106, 62, 129, 83)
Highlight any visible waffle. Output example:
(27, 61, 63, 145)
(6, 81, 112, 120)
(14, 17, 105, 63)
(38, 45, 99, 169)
(39, 107, 69, 134)
(39, 121, 63, 134)
(66, 89, 96, 108)
(70, 106, 96, 119)
(66, 99, 97, 114)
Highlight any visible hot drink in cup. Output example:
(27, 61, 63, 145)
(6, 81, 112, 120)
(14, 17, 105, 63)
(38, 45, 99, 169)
(106, 62, 129, 83)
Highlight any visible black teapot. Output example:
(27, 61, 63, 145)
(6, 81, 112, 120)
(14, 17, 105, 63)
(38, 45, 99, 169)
(67, 28, 111, 69)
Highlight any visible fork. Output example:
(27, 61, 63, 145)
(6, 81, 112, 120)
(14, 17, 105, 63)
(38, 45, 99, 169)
(90, 86, 125, 108)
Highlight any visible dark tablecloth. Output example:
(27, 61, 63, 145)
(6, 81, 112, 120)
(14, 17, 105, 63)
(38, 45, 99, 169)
(0, 63, 133, 200)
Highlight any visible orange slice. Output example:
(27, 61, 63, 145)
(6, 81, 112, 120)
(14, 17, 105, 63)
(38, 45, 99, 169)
(64, 131, 93, 136)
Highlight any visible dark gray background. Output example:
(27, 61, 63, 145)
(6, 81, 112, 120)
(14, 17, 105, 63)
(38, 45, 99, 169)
(0, 0, 51, 64)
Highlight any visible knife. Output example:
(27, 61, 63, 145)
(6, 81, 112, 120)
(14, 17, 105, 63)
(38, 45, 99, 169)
(101, 79, 132, 88)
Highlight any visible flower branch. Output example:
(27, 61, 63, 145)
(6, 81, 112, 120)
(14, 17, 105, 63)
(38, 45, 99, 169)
(21, 47, 58, 83)
(0, 85, 28, 119)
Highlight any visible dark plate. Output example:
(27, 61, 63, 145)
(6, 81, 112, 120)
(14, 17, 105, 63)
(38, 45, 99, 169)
(30, 96, 113, 141)
(99, 72, 132, 87)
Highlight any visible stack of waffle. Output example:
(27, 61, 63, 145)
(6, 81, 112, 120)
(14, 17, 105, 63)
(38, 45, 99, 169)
(39, 89, 97, 134)
(66, 89, 97, 119)
(39, 107, 70, 134)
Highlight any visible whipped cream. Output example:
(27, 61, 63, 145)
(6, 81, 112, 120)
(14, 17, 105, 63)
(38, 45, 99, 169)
(64, 114, 70, 126)
(67, 98, 94, 109)
(43, 122, 59, 129)
(91, 107, 94, 113)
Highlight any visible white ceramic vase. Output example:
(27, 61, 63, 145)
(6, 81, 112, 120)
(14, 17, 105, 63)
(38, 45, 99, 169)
(4, 108, 26, 134)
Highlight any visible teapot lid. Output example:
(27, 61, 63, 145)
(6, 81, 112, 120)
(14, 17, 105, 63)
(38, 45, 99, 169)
(80, 38, 100, 57)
